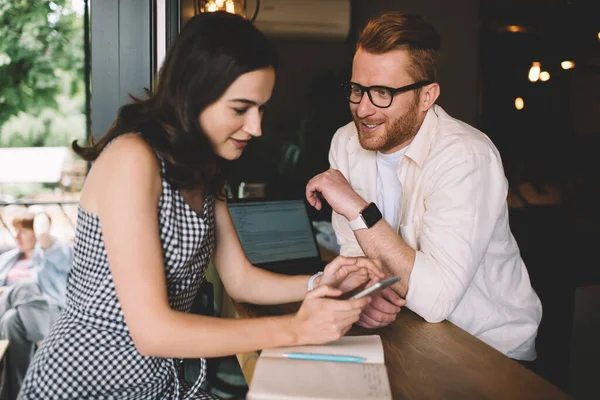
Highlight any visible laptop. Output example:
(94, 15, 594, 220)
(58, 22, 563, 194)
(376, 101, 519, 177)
(228, 199, 326, 275)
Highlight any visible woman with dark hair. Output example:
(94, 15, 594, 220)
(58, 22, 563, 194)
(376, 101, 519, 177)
(18, 12, 381, 400)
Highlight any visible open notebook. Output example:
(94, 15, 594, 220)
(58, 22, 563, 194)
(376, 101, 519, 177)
(247, 335, 392, 400)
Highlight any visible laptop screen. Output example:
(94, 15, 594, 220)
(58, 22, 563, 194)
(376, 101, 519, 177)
(228, 200, 320, 265)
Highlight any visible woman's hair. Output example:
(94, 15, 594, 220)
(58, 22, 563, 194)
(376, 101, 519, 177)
(357, 12, 440, 83)
(73, 11, 278, 196)
(12, 212, 34, 230)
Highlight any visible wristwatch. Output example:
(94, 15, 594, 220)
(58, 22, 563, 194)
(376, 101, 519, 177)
(348, 202, 382, 231)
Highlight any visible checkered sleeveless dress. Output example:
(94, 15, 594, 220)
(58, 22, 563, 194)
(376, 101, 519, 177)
(19, 154, 218, 399)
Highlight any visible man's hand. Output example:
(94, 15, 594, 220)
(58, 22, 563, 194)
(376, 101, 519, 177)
(356, 287, 406, 328)
(306, 169, 368, 220)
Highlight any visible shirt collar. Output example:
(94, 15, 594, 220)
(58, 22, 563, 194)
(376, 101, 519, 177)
(347, 123, 364, 155)
(404, 105, 439, 169)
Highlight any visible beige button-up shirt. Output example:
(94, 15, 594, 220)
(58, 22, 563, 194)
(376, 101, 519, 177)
(330, 105, 542, 360)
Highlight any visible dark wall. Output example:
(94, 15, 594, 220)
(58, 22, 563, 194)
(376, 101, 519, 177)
(261, 0, 481, 131)
(229, 0, 481, 204)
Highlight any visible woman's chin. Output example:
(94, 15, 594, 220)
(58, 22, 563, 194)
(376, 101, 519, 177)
(216, 147, 245, 161)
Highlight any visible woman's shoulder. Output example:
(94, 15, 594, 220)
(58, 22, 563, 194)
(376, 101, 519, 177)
(103, 132, 155, 155)
(94, 133, 160, 174)
(80, 133, 163, 212)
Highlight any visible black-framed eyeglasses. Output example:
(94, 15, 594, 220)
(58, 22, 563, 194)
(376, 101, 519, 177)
(341, 80, 433, 108)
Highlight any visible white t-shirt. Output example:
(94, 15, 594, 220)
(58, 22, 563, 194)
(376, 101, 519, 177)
(376, 147, 408, 231)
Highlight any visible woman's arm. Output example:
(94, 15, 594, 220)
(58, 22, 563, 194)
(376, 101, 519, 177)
(88, 134, 370, 359)
(212, 199, 384, 305)
(211, 199, 313, 304)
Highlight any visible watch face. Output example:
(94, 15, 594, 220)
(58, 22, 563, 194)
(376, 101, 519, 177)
(362, 203, 382, 228)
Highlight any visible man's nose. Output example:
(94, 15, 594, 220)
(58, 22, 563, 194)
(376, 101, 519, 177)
(355, 91, 377, 118)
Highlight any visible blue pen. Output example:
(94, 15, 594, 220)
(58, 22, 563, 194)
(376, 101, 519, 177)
(283, 352, 366, 363)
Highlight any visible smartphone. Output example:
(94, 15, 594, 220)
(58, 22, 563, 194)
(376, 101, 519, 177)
(349, 277, 401, 300)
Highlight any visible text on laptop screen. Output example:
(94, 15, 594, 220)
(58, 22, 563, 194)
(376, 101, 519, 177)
(228, 200, 319, 265)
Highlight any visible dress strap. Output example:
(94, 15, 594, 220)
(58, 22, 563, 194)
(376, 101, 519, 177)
(182, 358, 207, 399)
(153, 151, 167, 177)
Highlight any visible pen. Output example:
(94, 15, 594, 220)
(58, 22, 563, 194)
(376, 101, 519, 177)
(283, 352, 366, 363)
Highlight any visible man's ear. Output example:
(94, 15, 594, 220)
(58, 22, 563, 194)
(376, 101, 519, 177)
(419, 83, 440, 112)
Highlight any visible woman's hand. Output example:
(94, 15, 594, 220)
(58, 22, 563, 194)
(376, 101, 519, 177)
(317, 256, 385, 294)
(292, 285, 371, 345)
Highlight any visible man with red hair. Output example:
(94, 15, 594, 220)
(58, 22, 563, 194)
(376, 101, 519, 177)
(307, 12, 542, 364)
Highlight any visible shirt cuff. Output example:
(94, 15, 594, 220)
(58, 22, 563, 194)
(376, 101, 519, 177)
(405, 251, 445, 322)
(339, 243, 365, 258)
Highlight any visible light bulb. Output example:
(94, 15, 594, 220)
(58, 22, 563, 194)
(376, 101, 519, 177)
(507, 25, 526, 33)
(225, 0, 235, 13)
(561, 61, 575, 70)
(515, 97, 524, 111)
(540, 71, 550, 81)
(528, 62, 541, 82)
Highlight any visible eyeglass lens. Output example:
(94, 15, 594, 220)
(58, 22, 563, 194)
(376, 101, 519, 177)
(346, 83, 393, 107)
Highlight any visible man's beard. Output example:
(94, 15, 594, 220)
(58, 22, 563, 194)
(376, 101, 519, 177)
(354, 95, 422, 153)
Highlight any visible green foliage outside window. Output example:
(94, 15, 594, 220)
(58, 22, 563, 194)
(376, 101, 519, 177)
(0, 0, 85, 147)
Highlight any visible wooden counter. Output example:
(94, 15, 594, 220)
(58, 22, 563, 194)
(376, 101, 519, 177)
(229, 300, 572, 400)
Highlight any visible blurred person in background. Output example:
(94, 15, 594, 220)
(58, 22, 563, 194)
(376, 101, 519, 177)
(0, 209, 72, 400)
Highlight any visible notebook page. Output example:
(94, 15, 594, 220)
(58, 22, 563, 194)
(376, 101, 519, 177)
(247, 357, 392, 400)
(259, 335, 384, 364)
